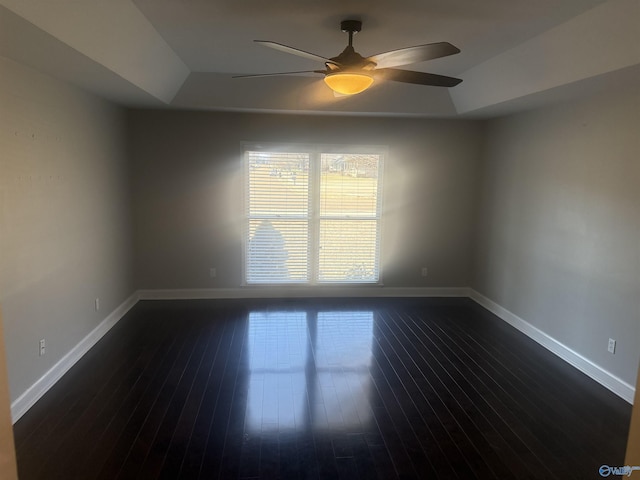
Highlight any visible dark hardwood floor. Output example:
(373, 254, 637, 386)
(13, 298, 631, 479)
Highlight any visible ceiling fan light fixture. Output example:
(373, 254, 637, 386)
(324, 72, 374, 95)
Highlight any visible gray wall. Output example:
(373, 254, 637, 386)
(2, 51, 638, 405)
(128, 110, 483, 290)
(473, 85, 640, 385)
(0, 57, 135, 401)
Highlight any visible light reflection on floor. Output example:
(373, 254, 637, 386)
(245, 310, 374, 434)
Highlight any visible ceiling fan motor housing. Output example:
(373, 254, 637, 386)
(327, 46, 375, 72)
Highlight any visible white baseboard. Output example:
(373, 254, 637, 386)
(137, 286, 472, 300)
(11, 286, 633, 423)
(11, 292, 139, 423)
(468, 289, 635, 404)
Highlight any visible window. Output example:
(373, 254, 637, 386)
(244, 144, 384, 285)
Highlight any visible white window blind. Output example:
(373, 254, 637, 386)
(245, 151, 310, 283)
(318, 153, 381, 283)
(244, 145, 384, 285)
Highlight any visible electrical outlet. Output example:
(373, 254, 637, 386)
(421, 267, 428, 277)
(209, 267, 217, 278)
(95, 298, 100, 311)
(39, 339, 45, 356)
(608, 338, 616, 354)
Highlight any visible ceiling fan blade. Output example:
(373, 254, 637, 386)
(366, 42, 460, 69)
(376, 68, 462, 87)
(233, 70, 324, 78)
(255, 40, 339, 65)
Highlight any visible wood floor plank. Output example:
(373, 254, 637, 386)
(12, 298, 631, 480)
(94, 316, 199, 480)
(371, 318, 461, 479)
(115, 318, 213, 480)
(410, 311, 561, 478)
(177, 317, 240, 479)
(436, 304, 630, 477)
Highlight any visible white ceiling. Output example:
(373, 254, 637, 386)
(1, 0, 639, 117)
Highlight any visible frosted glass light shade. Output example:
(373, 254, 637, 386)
(324, 72, 374, 95)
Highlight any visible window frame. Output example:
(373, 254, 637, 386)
(242, 142, 386, 286)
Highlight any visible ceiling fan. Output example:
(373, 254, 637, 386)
(235, 19, 463, 95)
